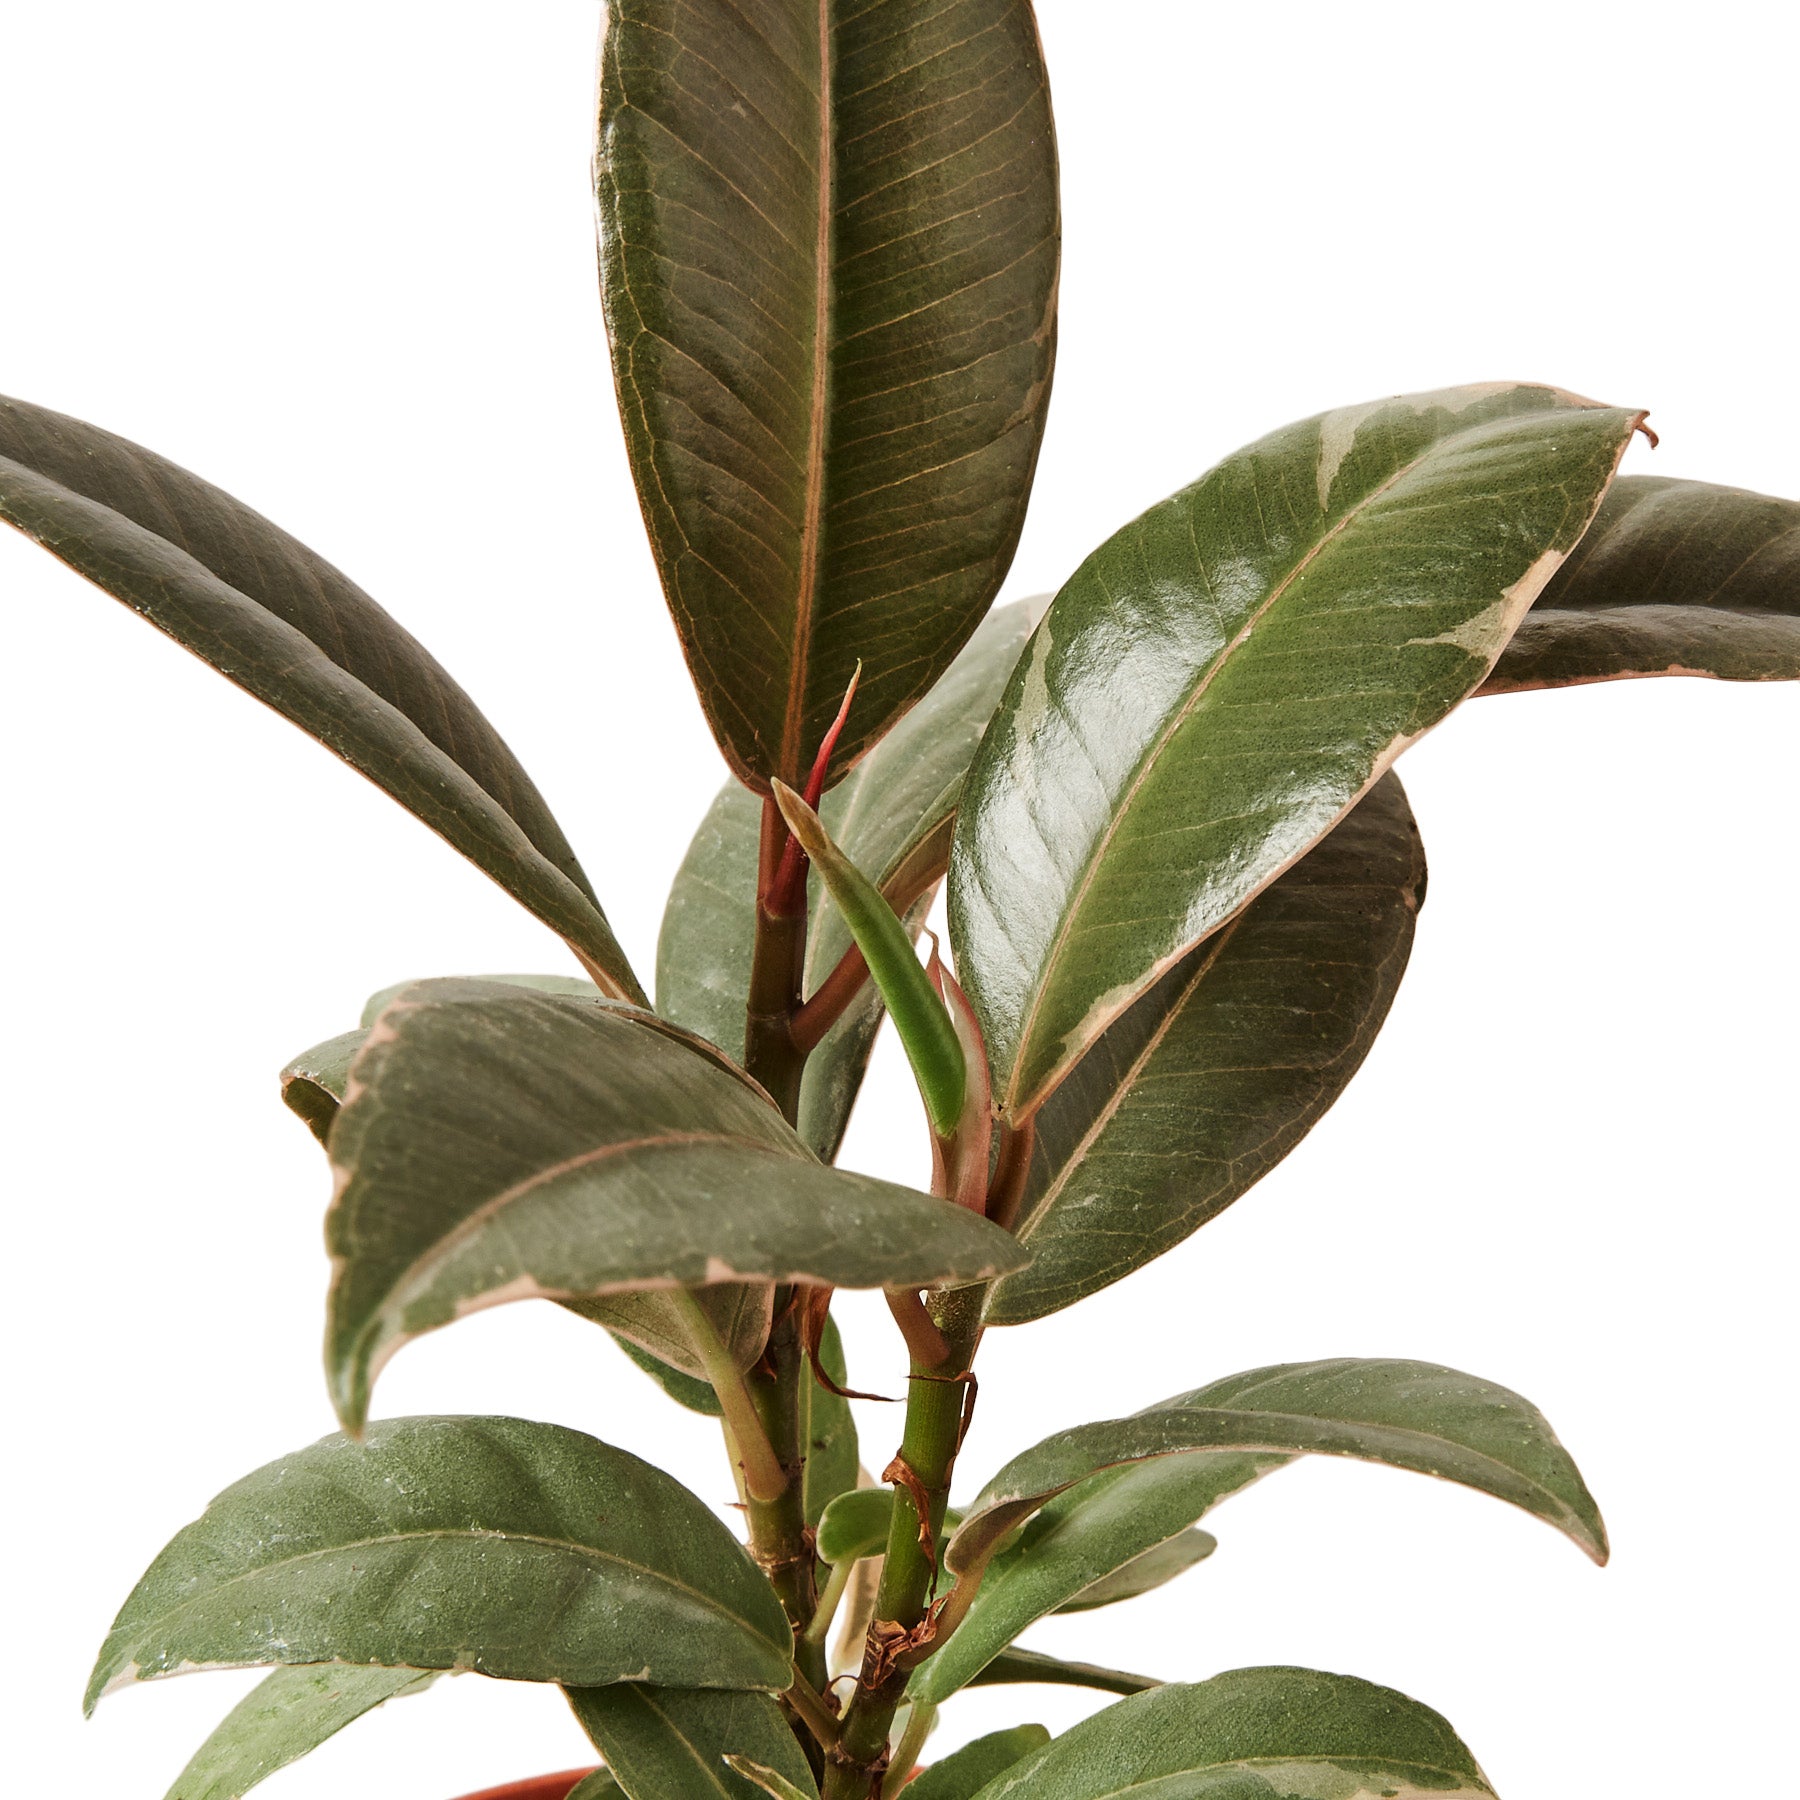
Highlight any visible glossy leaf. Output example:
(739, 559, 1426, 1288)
(929, 1362, 1605, 1702)
(1056, 1526, 1216, 1612)
(0, 395, 641, 1001)
(960, 1668, 1495, 1800)
(986, 772, 1424, 1324)
(88, 1416, 793, 1710)
(965, 1650, 1160, 1696)
(913, 1452, 1266, 1705)
(774, 783, 965, 1135)
(566, 1684, 818, 1800)
(596, 2, 1057, 789)
(657, 602, 1037, 1159)
(326, 980, 1026, 1431)
(906, 1726, 1052, 1800)
(950, 384, 1644, 1118)
(164, 1664, 436, 1800)
(1484, 474, 1800, 692)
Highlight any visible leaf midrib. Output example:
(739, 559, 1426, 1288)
(110, 1525, 773, 1659)
(1003, 441, 1437, 1116)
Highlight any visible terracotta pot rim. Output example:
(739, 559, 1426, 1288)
(445, 1766, 599, 1800)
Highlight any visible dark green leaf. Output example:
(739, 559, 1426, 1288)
(1484, 474, 1800, 692)
(596, 2, 1057, 789)
(0, 396, 641, 1001)
(965, 1650, 1160, 1697)
(280, 1030, 364, 1146)
(87, 1416, 793, 1711)
(950, 384, 1644, 1119)
(959, 1668, 1495, 1800)
(775, 783, 965, 1135)
(608, 1330, 724, 1417)
(359, 972, 609, 1028)
(567, 1774, 625, 1800)
(913, 1452, 1266, 1705)
(986, 772, 1424, 1324)
(802, 1314, 859, 1526)
(1055, 1527, 1216, 1613)
(816, 1488, 897, 1566)
(164, 1664, 436, 1800)
(906, 1726, 1052, 1800)
(326, 980, 1027, 1431)
(722, 1758, 818, 1800)
(656, 602, 1037, 1160)
(566, 1684, 818, 1800)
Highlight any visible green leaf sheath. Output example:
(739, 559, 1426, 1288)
(0, 396, 642, 1001)
(325, 979, 1026, 1431)
(87, 1416, 793, 1711)
(922, 1358, 1605, 1705)
(949, 384, 1644, 1120)
(566, 1684, 819, 1800)
(596, 0, 1057, 789)
(906, 1726, 1051, 1800)
(163, 1664, 436, 1800)
(984, 771, 1425, 1326)
(774, 784, 966, 1136)
(657, 601, 1037, 1160)
(960, 1668, 1495, 1800)
(1484, 474, 1800, 691)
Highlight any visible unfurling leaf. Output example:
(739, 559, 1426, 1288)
(985, 771, 1425, 1325)
(597, 1, 1057, 790)
(773, 784, 965, 1136)
(88, 1417, 793, 1710)
(163, 1664, 437, 1800)
(950, 384, 1645, 1120)
(957, 1668, 1495, 1800)
(325, 980, 1026, 1431)
(566, 1684, 818, 1800)
(0, 396, 642, 1000)
(657, 602, 1037, 1159)
(1484, 474, 1800, 692)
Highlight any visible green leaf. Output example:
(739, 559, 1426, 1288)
(959, 1667, 1495, 1800)
(802, 1314, 859, 1526)
(905, 1726, 1052, 1800)
(608, 1330, 724, 1417)
(326, 980, 1027, 1431)
(87, 1416, 793, 1711)
(280, 1029, 364, 1146)
(949, 384, 1644, 1120)
(1484, 474, 1800, 692)
(596, 2, 1057, 790)
(566, 1685, 818, 1800)
(164, 1664, 436, 1800)
(920, 1361, 1607, 1704)
(359, 972, 610, 1028)
(913, 1452, 1267, 1706)
(656, 601, 1037, 1160)
(774, 783, 965, 1135)
(1055, 1527, 1216, 1612)
(966, 1651, 1159, 1698)
(986, 772, 1424, 1325)
(568, 1774, 625, 1800)
(816, 1488, 897, 1566)
(722, 1758, 819, 1800)
(0, 395, 642, 1002)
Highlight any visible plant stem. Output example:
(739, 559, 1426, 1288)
(746, 798, 810, 1121)
(669, 1290, 787, 1503)
(804, 1556, 855, 1655)
(825, 1305, 982, 1799)
(880, 1702, 937, 1799)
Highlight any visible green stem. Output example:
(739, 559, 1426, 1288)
(880, 1702, 937, 1799)
(804, 1556, 855, 1655)
(669, 1290, 787, 1503)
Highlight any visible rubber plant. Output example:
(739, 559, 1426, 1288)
(9, 5, 1797, 1800)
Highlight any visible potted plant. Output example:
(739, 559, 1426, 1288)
(4, 3, 1795, 1798)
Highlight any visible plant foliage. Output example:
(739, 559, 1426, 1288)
(8, 4, 1796, 1798)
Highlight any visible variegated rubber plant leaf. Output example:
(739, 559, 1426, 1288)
(0, 395, 642, 1001)
(566, 1683, 818, 1800)
(596, 0, 1058, 790)
(950, 383, 1646, 1120)
(1484, 473, 1800, 691)
(984, 770, 1425, 1325)
(657, 601, 1037, 1158)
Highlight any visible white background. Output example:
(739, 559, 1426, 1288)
(3, 3, 1794, 1796)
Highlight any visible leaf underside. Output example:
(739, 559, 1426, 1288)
(950, 383, 1643, 1120)
(88, 1416, 793, 1710)
(0, 395, 641, 1000)
(1484, 473, 1800, 691)
(597, 0, 1058, 789)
